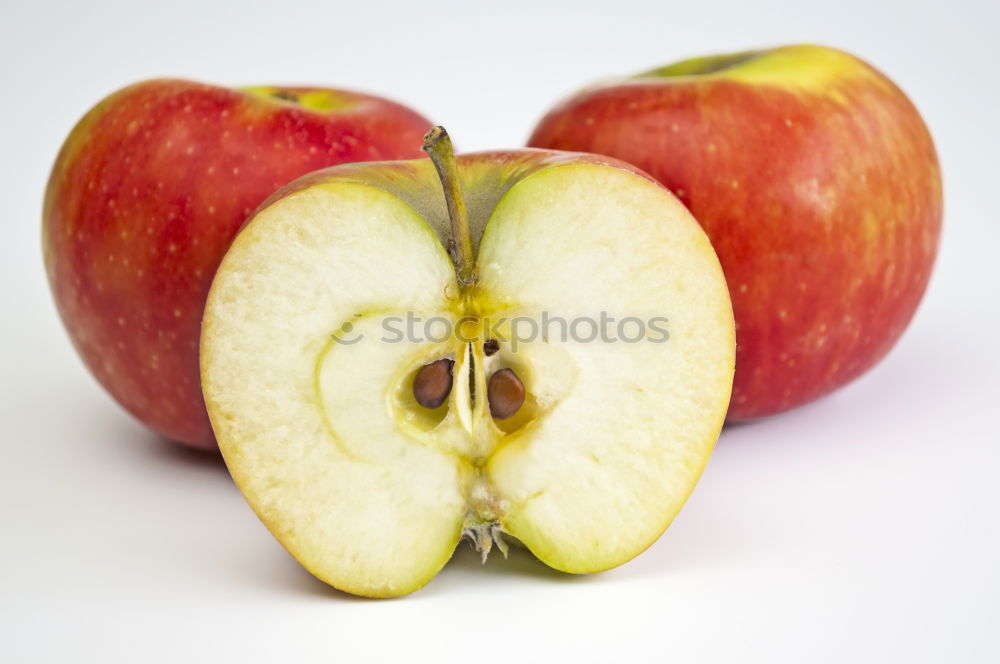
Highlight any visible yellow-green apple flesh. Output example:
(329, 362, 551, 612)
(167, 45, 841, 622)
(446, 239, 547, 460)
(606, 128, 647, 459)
(43, 80, 432, 449)
(200, 139, 735, 597)
(528, 45, 942, 419)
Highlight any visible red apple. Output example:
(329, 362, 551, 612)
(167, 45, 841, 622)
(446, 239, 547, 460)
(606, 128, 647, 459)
(528, 45, 942, 419)
(44, 79, 432, 449)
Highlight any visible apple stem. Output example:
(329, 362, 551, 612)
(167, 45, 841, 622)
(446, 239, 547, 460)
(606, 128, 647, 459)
(423, 126, 477, 287)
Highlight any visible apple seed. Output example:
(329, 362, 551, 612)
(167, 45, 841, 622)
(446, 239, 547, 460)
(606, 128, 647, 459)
(483, 339, 500, 356)
(488, 368, 525, 420)
(413, 358, 454, 409)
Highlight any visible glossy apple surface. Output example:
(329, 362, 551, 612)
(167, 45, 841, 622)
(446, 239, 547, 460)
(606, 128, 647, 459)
(44, 79, 432, 448)
(528, 45, 942, 419)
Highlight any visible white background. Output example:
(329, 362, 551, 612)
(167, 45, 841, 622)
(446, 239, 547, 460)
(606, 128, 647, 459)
(2, 0, 998, 661)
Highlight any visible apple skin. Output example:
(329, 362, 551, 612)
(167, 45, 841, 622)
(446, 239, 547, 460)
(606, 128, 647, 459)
(528, 45, 942, 419)
(254, 147, 662, 238)
(44, 79, 432, 449)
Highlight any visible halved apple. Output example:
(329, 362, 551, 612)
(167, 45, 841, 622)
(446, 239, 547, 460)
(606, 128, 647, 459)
(200, 128, 735, 597)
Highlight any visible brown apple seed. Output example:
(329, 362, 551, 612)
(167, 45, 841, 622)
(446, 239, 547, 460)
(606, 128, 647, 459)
(413, 358, 454, 409)
(488, 368, 525, 420)
(483, 339, 500, 356)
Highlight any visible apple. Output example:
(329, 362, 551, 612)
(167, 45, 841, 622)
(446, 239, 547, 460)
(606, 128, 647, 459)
(200, 128, 735, 596)
(43, 79, 432, 448)
(528, 45, 942, 419)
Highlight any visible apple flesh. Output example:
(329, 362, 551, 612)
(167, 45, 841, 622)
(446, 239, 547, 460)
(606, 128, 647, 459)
(43, 79, 432, 448)
(200, 137, 735, 597)
(528, 45, 942, 419)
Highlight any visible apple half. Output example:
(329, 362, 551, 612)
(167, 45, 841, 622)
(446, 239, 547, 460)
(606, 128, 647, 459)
(201, 129, 735, 597)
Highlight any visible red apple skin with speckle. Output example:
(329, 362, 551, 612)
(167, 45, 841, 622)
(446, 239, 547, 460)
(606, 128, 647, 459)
(528, 46, 942, 420)
(44, 79, 432, 449)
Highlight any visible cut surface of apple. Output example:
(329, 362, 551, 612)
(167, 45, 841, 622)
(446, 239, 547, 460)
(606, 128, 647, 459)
(201, 132, 735, 597)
